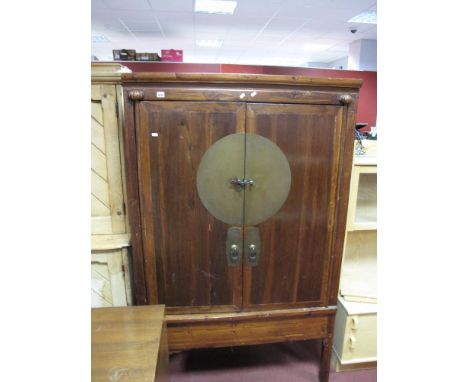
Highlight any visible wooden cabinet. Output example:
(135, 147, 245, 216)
(122, 73, 362, 382)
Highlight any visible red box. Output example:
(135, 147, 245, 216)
(161, 49, 183, 62)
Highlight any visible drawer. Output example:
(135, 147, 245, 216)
(333, 298, 377, 365)
(340, 313, 377, 362)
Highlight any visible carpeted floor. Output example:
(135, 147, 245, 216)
(169, 340, 376, 382)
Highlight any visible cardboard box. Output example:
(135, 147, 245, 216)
(161, 49, 183, 62)
(136, 52, 161, 61)
(112, 49, 136, 61)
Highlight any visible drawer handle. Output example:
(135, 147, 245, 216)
(351, 317, 359, 330)
(348, 335, 356, 350)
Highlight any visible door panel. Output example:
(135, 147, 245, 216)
(243, 103, 344, 310)
(137, 101, 245, 313)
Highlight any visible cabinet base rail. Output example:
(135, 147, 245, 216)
(166, 306, 337, 382)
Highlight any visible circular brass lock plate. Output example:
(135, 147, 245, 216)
(196, 133, 291, 226)
(244, 133, 291, 226)
(196, 133, 245, 226)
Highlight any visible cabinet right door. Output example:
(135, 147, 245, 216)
(242, 103, 346, 310)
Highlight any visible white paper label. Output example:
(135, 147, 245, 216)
(151, 133, 159, 137)
(156, 91, 165, 98)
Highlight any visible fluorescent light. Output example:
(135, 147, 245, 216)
(91, 35, 110, 43)
(348, 11, 377, 24)
(196, 39, 223, 47)
(195, 0, 237, 15)
(302, 43, 330, 51)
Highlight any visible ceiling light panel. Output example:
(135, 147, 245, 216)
(348, 10, 377, 24)
(101, 0, 151, 11)
(195, 0, 238, 15)
(91, 35, 111, 43)
(148, 0, 194, 12)
(196, 39, 223, 47)
(302, 43, 331, 51)
(121, 20, 161, 31)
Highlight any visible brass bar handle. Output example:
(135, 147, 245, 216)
(230, 177, 244, 192)
(229, 178, 255, 192)
(244, 179, 255, 188)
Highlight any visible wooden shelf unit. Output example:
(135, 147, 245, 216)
(333, 147, 377, 372)
(340, 230, 377, 303)
(347, 165, 377, 231)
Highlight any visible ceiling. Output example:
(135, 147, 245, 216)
(91, 0, 377, 67)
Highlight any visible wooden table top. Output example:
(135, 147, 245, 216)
(91, 305, 166, 382)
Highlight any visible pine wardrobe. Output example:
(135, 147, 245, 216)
(121, 73, 362, 382)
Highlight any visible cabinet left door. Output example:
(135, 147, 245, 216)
(137, 101, 245, 313)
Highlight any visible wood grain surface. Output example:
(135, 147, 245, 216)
(121, 84, 357, 105)
(167, 308, 333, 351)
(243, 103, 344, 310)
(91, 305, 168, 382)
(137, 101, 245, 311)
(121, 72, 363, 88)
(122, 94, 148, 304)
(326, 101, 357, 306)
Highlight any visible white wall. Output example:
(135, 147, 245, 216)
(329, 56, 348, 70)
(347, 39, 377, 71)
(305, 62, 332, 69)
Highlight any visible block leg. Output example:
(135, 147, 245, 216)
(319, 335, 333, 382)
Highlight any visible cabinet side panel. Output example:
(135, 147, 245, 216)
(328, 101, 358, 305)
(122, 93, 148, 304)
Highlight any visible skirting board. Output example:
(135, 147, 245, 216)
(332, 350, 377, 372)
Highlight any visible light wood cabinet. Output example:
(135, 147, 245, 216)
(91, 63, 132, 307)
(333, 145, 377, 371)
(332, 297, 377, 371)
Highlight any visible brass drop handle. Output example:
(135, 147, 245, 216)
(226, 227, 242, 266)
(230, 244, 240, 262)
(248, 244, 257, 259)
(244, 227, 260, 266)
